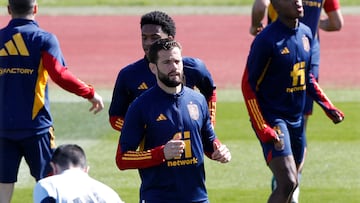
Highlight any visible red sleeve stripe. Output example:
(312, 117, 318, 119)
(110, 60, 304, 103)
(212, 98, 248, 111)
(122, 152, 152, 161)
(310, 74, 334, 108)
(247, 99, 266, 130)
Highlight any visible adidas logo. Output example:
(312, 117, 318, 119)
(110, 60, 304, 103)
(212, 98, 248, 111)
(0, 33, 29, 56)
(137, 82, 148, 90)
(156, 114, 167, 121)
(280, 47, 290, 55)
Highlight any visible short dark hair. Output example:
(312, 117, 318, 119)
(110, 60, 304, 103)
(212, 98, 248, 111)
(8, 0, 35, 15)
(140, 11, 176, 37)
(51, 144, 87, 169)
(148, 38, 182, 64)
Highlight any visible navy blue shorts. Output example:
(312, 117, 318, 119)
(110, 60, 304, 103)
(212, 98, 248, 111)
(259, 118, 307, 165)
(0, 127, 56, 183)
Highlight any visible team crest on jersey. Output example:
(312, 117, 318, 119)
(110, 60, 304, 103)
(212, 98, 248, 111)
(187, 102, 199, 120)
(302, 35, 310, 52)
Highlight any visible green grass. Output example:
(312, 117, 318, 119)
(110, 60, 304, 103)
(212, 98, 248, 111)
(1, 0, 359, 7)
(11, 89, 360, 203)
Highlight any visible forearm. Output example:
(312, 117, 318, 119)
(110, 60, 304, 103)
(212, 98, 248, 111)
(116, 145, 165, 170)
(319, 10, 343, 31)
(241, 70, 277, 143)
(250, 0, 270, 35)
(207, 89, 217, 127)
(109, 116, 124, 131)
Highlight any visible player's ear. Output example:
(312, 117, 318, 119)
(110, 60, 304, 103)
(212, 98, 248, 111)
(83, 166, 90, 173)
(33, 4, 38, 15)
(50, 162, 58, 174)
(7, 5, 11, 15)
(149, 63, 157, 75)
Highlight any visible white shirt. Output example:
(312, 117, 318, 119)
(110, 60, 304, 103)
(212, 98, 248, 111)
(33, 168, 124, 203)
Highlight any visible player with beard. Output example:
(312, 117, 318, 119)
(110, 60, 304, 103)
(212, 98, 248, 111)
(115, 39, 231, 203)
(108, 11, 217, 132)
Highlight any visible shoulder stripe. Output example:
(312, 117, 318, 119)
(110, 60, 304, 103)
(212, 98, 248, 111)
(0, 33, 30, 56)
(13, 33, 29, 56)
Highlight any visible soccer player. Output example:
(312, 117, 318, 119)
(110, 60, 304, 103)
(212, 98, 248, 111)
(116, 38, 231, 203)
(249, 0, 343, 201)
(250, 0, 343, 36)
(33, 144, 124, 203)
(242, 0, 344, 202)
(109, 11, 217, 132)
(0, 0, 104, 202)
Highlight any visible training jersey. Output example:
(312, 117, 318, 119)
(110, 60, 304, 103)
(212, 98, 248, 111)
(242, 20, 338, 139)
(0, 19, 95, 139)
(33, 168, 124, 203)
(109, 56, 217, 131)
(268, 0, 341, 38)
(116, 85, 216, 202)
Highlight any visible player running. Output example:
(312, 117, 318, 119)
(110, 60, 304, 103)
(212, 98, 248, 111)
(242, 0, 344, 202)
(249, 0, 343, 201)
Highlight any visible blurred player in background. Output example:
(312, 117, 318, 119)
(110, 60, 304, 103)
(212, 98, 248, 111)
(242, 0, 344, 202)
(249, 0, 343, 202)
(116, 38, 231, 202)
(0, 0, 104, 202)
(33, 144, 123, 203)
(109, 10, 217, 132)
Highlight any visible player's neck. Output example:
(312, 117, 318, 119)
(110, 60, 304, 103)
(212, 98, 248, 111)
(158, 82, 182, 94)
(279, 17, 299, 29)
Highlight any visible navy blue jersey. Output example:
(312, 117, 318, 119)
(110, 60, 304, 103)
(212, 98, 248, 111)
(118, 85, 216, 202)
(245, 20, 313, 121)
(242, 20, 339, 140)
(109, 56, 216, 131)
(0, 19, 95, 139)
(266, 0, 341, 115)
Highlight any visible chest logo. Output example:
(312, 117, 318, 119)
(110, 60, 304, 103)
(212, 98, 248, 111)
(302, 35, 310, 52)
(187, 102, 199, 120)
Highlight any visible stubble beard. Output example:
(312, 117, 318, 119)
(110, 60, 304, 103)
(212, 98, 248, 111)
(157, 69, 183, 87)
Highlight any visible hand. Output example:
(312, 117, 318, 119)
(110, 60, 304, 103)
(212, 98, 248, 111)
(88, 92, 104, 114)
(249, 23, 264, 36)
(273, 135, 284, 151)
(163, 134, 185, 160)
(211, 142, 231, 163)
(258, 126, 278, 143)
(273, 126, 284, 151)
(326, 108, 344, 124)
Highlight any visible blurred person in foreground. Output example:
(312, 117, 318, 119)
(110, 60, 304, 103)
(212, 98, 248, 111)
(33, 144, 124, 203)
